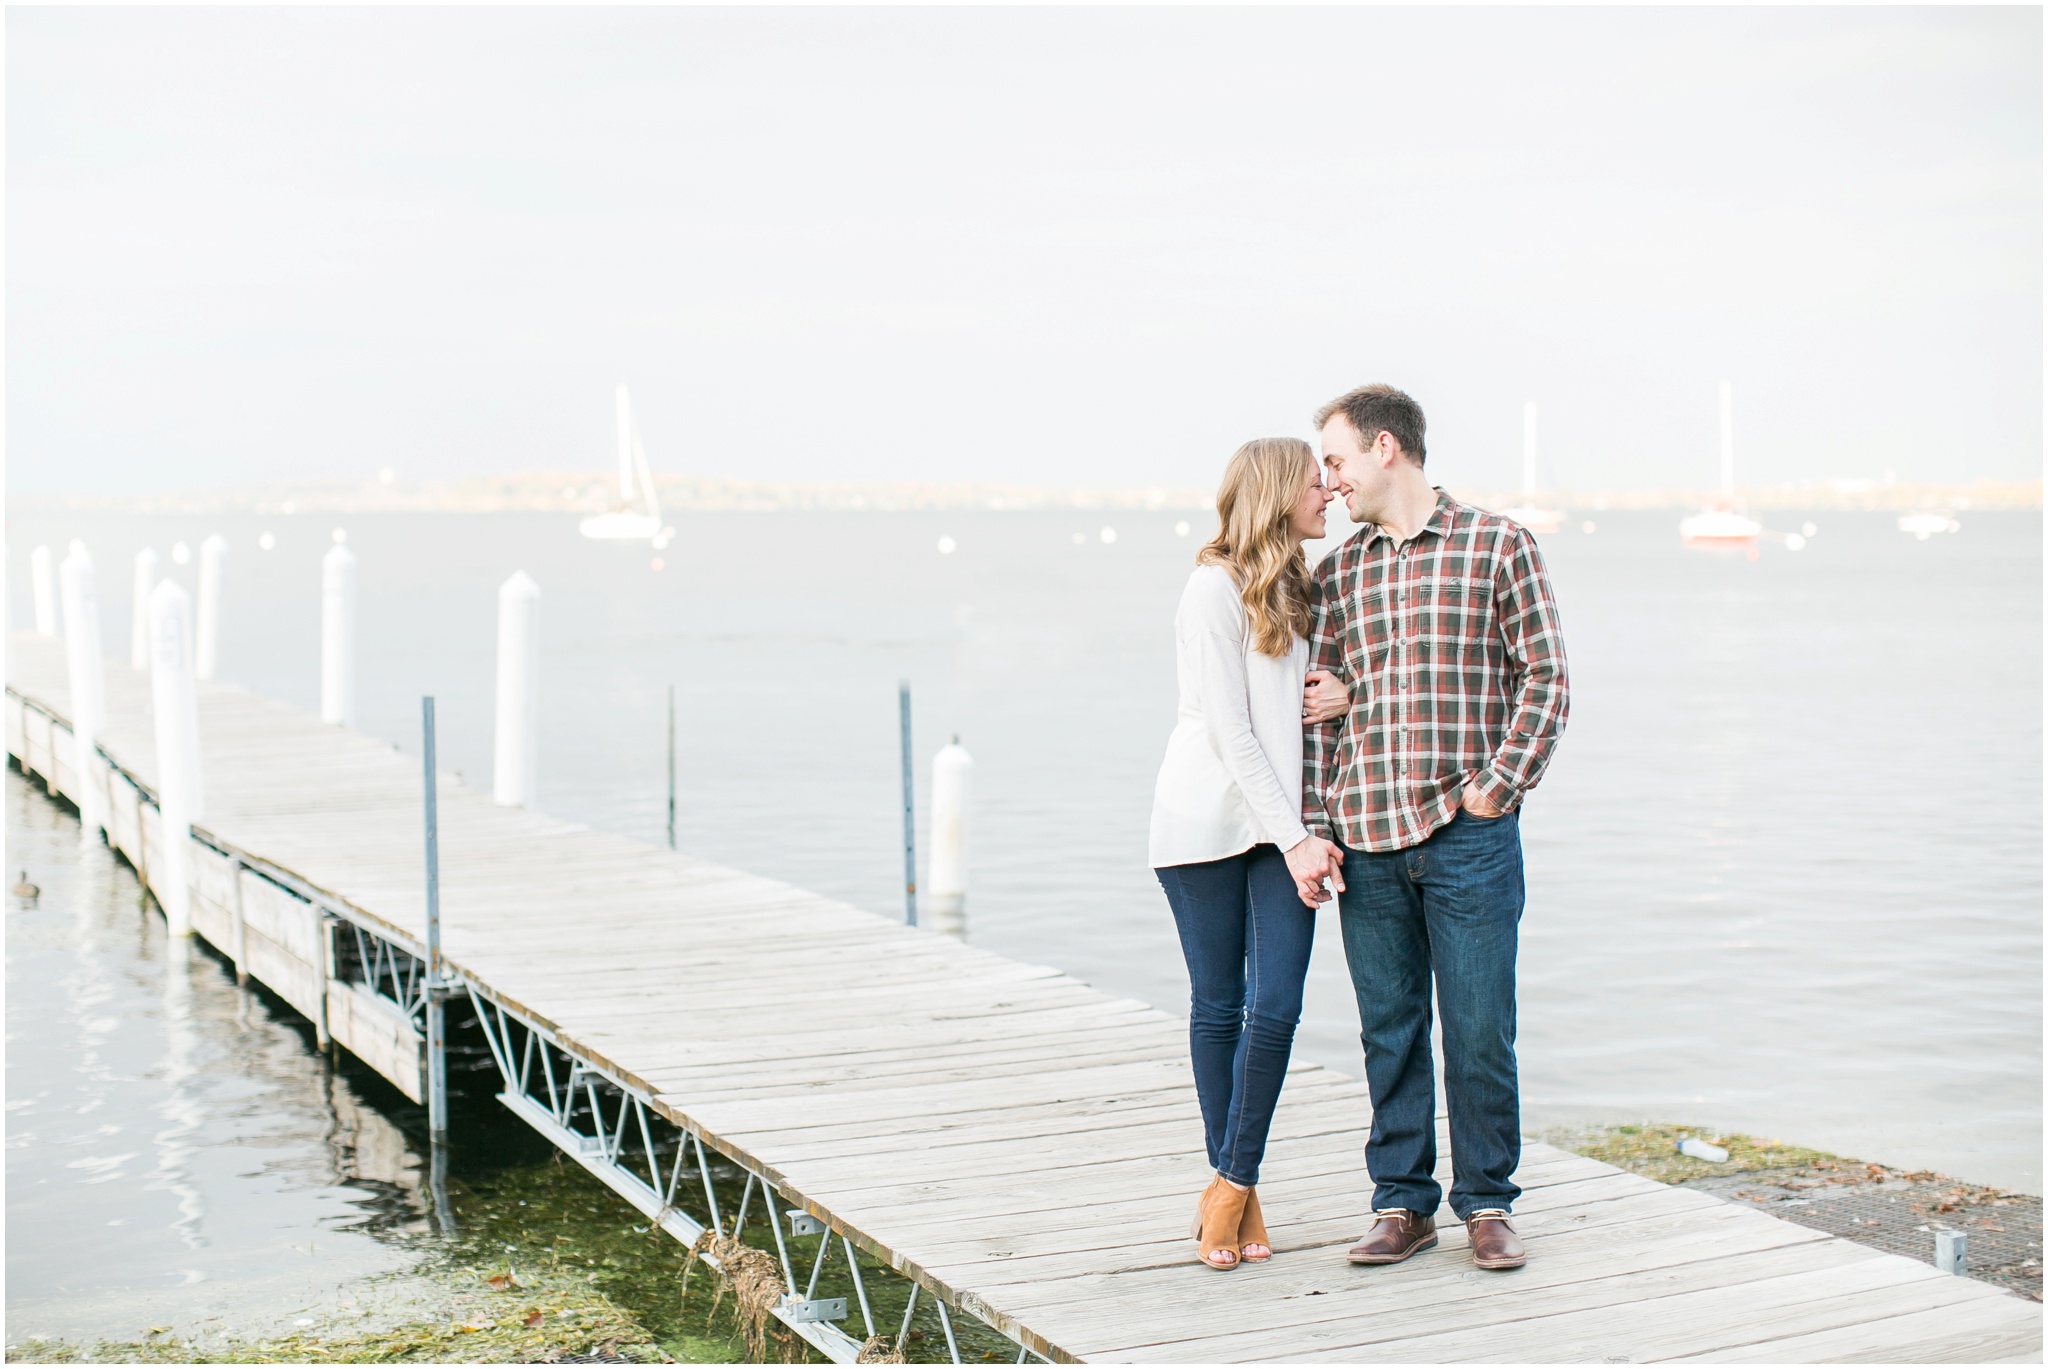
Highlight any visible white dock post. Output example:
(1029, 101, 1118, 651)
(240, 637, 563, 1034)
(60, 545, 109, 845)
(196, 534, 227, 681)
(131, 547, 159, 668)
(927, 737, 972, 938)
(147, 580, 203, 937)
(320, 543, 357, 726)
(1935, 1230, 1967, 1275)
(493, 571, 540, 807)
(31, 545, 58, 636)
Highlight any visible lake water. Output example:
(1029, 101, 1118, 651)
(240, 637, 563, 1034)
(8, 504, 2040, 1225)
(4, 766, 433, 1343)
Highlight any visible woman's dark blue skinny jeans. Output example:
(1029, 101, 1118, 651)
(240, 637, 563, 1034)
(1155, 844, 1315, 1187)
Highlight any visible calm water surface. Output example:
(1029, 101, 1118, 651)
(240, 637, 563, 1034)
(5, 766, 434, 1342)
(6, 505, 2040, 1336)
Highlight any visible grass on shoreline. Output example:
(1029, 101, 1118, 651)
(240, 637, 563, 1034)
(6, 1266, 674, 1364)
(1542, 1120, 1840, 1184)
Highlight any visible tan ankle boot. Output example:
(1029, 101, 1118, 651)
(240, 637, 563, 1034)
(1190, 1176, 1249, 1270)
(1237, 1187, 1272, 1261)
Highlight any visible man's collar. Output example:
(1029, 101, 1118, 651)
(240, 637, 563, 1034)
(1363, 488, 1456, 548)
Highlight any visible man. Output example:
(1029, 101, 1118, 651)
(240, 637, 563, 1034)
(1303, 384, 1569, 1272)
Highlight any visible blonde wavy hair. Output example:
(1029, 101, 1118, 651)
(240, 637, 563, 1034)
(1198, 437, 1318, 658)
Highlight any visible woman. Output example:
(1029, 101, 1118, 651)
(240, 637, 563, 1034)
(1149, 436, 1351, 1271)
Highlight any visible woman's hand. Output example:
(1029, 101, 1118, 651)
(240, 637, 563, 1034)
(1302, 668, 1350, 724)
(1283, 835, 1348, 909)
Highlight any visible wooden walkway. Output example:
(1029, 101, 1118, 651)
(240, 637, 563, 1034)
(7, 630, 2039, 1363)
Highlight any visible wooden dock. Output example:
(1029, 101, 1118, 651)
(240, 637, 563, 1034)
(7, 629, 2039, 1363)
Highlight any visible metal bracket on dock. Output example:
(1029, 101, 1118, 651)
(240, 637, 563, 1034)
(786, 1211, 827, 1237)
(779, 1297, 848, 1325)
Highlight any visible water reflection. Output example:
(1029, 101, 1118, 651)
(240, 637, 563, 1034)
(6, 767, 432, 1342)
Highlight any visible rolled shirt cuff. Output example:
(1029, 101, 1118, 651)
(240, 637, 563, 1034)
(1468, 767, 1523, 814)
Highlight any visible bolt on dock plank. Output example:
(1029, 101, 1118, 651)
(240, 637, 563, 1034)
(7, 631, 2038, 1363)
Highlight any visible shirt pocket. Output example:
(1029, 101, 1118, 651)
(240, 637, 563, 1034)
(1416, 575, 1494, 642)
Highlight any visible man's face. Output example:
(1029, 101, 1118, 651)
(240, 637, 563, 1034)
(1320, 414, 1379, 523)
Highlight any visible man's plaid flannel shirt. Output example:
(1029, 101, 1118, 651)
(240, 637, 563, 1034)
(1303, 490, 1570, 853)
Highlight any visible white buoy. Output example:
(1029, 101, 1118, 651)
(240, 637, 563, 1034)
(31, 545, 58, 636)
(147, 580, 203, 936)
(196, 534, 227, 681)
(321, 543, 357, 726)
(60, 545, 109, 844)
(493, 571, 541, 808)
(131, 548, 160, 668)
(927, 736, 972, 938)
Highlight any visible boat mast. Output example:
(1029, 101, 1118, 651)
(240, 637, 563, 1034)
(1719, 379, 1735, 502)
(616, 383, 636, 502)
(633, 432, 662, 523)
(1523, 401, 1538, 501)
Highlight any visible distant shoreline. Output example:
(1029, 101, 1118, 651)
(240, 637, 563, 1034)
(12, 474, 2040, 517)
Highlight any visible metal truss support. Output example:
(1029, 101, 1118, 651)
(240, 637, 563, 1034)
(464, 982, 1053, 1365)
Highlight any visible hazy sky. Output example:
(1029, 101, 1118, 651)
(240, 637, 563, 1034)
(9, 7, 2040, 496)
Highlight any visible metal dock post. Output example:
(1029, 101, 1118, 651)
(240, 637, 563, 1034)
(899, 679, 916, 926)
(422, 695, 447, 1144)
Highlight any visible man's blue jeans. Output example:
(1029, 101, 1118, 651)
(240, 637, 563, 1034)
(1156, 844, 1315, 1187)
(1337, 810, 1524, 1220)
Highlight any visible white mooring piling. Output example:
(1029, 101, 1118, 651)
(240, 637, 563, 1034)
(131, 547, 160, 668)
(59, 544, 109, 845)
(927, 736, 972, 938)
(320, 543, 357, 726)
(493, 571, 540, 808)
(196, 533, 227, 681)
(147, 579, 204, 937)
(31, 545, 58, 636)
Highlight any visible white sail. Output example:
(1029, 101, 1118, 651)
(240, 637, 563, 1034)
(582, 384, 670, 542)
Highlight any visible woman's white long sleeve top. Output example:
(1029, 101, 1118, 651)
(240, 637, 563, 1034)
(1148, 564, 1310, 868)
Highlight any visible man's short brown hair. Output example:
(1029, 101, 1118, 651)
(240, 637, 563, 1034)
(1315, 384, 1427, 466)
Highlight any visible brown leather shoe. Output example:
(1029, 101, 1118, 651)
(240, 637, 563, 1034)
(1345, 1209, 1438, 1265)
(1465, 1209, 1526, 1269)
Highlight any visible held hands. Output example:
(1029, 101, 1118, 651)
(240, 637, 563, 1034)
(1301, 669, 1350, 725)
(1282, 835, 1348, 910)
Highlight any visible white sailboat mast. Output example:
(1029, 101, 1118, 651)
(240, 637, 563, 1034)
(616, 384, 636, 501)
(1523, 401, 1538, 500)
(633, 433, 661, 522)
(1719, 379, 1735, 501)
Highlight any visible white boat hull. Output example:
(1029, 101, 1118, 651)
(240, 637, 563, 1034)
(1679, 509, 1762, 545)
(1898, 514, 1960, 540)
(579, 512, 663, 541)
(1500, 505, 1564, 535)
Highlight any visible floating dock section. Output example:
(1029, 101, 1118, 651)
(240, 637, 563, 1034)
(7, 632, 2039, 1363)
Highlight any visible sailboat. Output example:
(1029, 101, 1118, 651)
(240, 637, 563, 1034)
(1679, 380, 1763, 547)
(580, 384, 671, 544)
(1499, 401, 1564, 534)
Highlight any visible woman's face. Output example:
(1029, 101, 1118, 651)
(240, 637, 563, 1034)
(1286, 467, 1334, 542)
